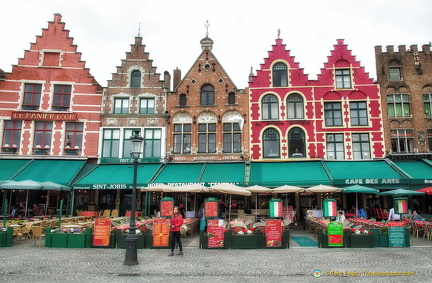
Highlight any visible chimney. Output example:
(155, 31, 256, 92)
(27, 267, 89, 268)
(163, 71, 171, 91)
(173, 68, 181, 90)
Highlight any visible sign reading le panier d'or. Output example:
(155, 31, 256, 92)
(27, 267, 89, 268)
(93, 218, 111, 246)
(12, 111, 77, 121)
(327, 222, 344, 247)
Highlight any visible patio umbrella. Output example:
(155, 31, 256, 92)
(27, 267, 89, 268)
(163, 184, 210, 214)
(379, 189, 425, 196)
(341, 185, 379, 217)
(416, 187, 432, 195)
(211, 183, 251, 222)
(141, 184, 174, 192)
(40, 181, 71, 191)
(305, 184, 341, 193)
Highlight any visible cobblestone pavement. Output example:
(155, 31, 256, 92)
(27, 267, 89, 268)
(1, 232, 432, 283)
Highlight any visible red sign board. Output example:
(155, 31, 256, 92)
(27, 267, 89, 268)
(207, 220, 224, 248)
(160, 200, 174, 217)
(388, 221, 406, 227)
(93, 218, 111, 246)
(152, 218, 170, 247)
(12, 111, 77, 121)
(205, 201, 218, 218)
(266, 219, 282, 247)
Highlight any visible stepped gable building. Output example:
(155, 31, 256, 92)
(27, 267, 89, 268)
(101, 36, 167, 164)
(375, 44, 432, 158)
(249, 37, 384, 160)
(165, 31, 249, 162)
(0, 14, 102, 160)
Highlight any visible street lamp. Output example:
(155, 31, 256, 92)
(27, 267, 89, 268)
(124, 130, 143, 266)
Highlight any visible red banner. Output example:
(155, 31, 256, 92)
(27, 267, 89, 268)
(207, 220, 224, 248)
(93, 218, 111, 246)
(152, 218, 170, 247)
(160, 200, 174, 217)
(205, 201, 218, 218)
(266, 219, 282, 247)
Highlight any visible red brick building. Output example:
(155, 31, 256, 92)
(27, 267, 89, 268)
(165, 35, 249, 162)
(249, 38, 384, 160)
(101, 36, 167, 164)
(0, 14, 102, 160)
(375, 44, 432, 157)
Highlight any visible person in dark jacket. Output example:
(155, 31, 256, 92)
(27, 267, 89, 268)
(168, 206, 184, 256)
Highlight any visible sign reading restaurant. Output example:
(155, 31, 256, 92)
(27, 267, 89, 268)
(11, 111, 77, 121)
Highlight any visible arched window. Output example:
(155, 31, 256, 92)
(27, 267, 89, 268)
(263, 128, 280, 158)
(288, 127, 305, 158)
(272, 63, 288, 87)
(130, 70, 141, 87)
(228, 92, 236, 105)
(200, 84, 215, 105)
(286, 93, 304, 119)
(179, 93, 187, 107)
(262, 94, 279, 120)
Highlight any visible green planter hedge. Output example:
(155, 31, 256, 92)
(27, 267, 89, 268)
(350, 234, 374, 248)
(45, 228, 92, 248)
(318, 229, 350, 248)
(231, 233, 259, 249)
(115, 229, 146, 249)
(0, 227, 13, 247)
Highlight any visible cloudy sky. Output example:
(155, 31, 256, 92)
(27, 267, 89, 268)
(1, 0, 431, 89)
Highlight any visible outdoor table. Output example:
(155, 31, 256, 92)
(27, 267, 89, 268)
(228, 219, 245, 228)
(345, 213, 355, 218)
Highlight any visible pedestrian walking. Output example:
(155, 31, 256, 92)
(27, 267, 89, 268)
(168, 206, 184, 256)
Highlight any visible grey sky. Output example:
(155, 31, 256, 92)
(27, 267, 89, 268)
(1, 0, 431, 89)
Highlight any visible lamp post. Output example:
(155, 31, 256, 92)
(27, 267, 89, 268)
(124, 130, 143, 266)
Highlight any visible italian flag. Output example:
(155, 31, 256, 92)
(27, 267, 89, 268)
(270, 202, 283, 217)
(397, 199, 408, 214)
(324, 200, 337, 217)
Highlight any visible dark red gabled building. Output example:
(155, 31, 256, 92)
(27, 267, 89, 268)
(0, 14, 102, 160)
(248, 38, 384, 160)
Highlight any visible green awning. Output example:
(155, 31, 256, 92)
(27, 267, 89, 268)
(13, 159, 86, 185)
(324, 160, 409, 188)
(393, 160, 432, 187)
(0, 159, 31, 181)
(199, 163, 245, 186)
(248, 161, 331, 187)
(73, 163, 162, 190)
(150, 163, 205, 186)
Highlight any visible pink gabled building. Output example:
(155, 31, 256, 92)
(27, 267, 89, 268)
(248, 38, 384, 161)
(0, 14, 102, 160)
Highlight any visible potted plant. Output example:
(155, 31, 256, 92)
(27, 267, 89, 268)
(231, 227, 259, 249)
(46, 228, 68, 248)
(115, 225, 146, 249)
(0, 227, 13, 247)
(350, 229, 375, 248)
(379, 226, 389, 247)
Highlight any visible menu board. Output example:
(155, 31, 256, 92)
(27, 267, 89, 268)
(266, 219, 282, 247)
(207, 219, 224, 248)
(153, 218, 170, 247)
(205, 201, 218, 218)
(327, 222, 343, 247)
(160, 200, 174, 217)
(388, 221, 406, 247)
(93, 218, 111, 246)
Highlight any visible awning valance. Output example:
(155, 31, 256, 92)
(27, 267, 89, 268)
(73, 163, 162, 190)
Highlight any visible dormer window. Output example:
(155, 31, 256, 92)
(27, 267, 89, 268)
(335, 69, 351, 89)
(130, 70, 141, 87)
(272, 63, 288, 87)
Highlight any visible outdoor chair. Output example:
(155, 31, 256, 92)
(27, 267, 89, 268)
(110, 209, 119, 218)
(103, 210, 111, 217)
(29, 226, 45, 247)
